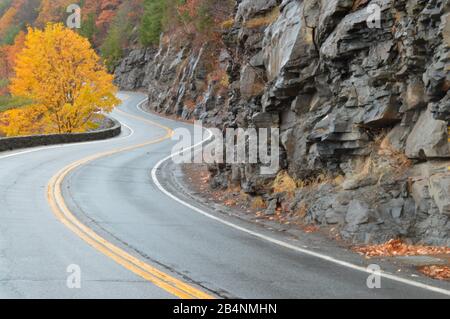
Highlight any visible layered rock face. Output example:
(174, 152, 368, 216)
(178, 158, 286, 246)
(115, 0, 450, 245)
(114, 38, 214, 120)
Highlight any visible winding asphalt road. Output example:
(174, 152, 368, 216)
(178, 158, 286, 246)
(0, 92, 449, 299)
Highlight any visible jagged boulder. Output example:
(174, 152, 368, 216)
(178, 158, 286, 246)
(240, 64, 265, 99)
(236, 0, 278, 22)
(114, 48, 155, 90)
(262, 0, 319, 111)
(345, 200, 370, 226)
(429, 174, 450, 216)
(405, 108, 450, 159)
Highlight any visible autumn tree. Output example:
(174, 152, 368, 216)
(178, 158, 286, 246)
(95, 0, 122, 31)
(0, 104, 46, 136)
(35, 0, 74, 27)
(12, 0, 41, 27)
(0, 0, 40, 45)
(0, 31, 25, 95)
(100, 2, 135, 71)
(9, 23, 120, 135)
(0, 6, 17, 38)
(0, 0, 13, 17)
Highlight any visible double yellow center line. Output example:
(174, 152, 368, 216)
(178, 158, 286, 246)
(47, 109, 214, 299)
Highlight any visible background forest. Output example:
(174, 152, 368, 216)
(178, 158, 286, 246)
(0, 0, 234, 122)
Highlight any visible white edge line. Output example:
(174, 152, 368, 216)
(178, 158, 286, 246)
(149, 115, 450, 297)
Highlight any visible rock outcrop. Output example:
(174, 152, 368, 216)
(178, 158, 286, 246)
(114, 48, 157, 91)
(114, 0, 450, 246)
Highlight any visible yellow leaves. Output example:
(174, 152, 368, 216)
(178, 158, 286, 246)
(0, 104, 47, 136)
(7, 23, 120, 135)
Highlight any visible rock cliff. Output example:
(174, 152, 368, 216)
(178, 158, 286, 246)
(114, 0, 450, 245)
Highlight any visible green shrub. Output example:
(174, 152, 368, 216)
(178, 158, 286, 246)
(0, 0, 12, 17)
(79, 12, 96, 43)
(0, 95, 33, 112)
(100, 5, 133, 71)
(1, 24, 22, 45)
(196, 2, 214, 32)
(0, 79, 9, 89)
(139, 0, 167, 47)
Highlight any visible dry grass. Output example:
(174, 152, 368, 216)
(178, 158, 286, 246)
(208, 69, 229, 90)
(352, 0, 369, 11)
(297, 173, 334, 189)
(244, 7, 280, 29)
(341, 132, 412, 190)
(334, 175, 345, 186)
(221, 18, 234, 30)
(272, 170, 335, 197)
(239, 190, 250, 202)
(183, 99, 197, 110)
(272, 171, 297, 196)
(251, 196, 267, 210)
(227, 184, 242, 193)
(294, 202, 308, 218)
(247, 81, 266, 98)
(378, 135, 412, 173)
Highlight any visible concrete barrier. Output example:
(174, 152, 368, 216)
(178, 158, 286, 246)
(0, 117, 121, 152)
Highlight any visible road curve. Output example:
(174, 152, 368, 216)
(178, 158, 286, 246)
(0, 92, 449, 299)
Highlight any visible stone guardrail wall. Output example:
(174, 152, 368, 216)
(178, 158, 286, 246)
(0, 117, 121, 152)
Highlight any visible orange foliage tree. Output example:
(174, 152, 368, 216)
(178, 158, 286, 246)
(7, 23, 120, 136)
(81, 0, 123, 41)
(35, 0, 74, 27)
(0, 6, 17, 37)
(0, 31, 25, 94)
